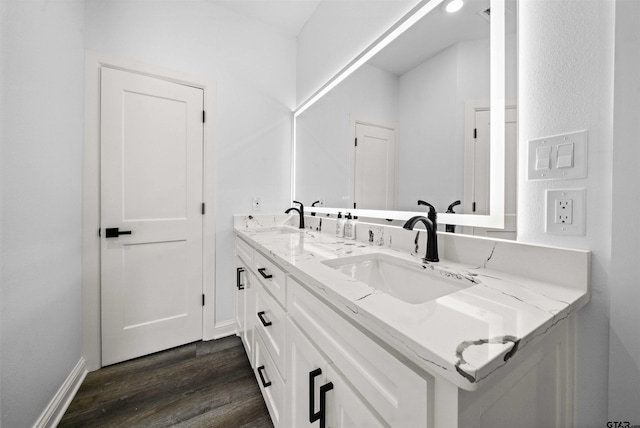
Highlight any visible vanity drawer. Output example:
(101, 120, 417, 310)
(255, 284, 286, 378)
(255, 331, 285, 428)
(235, 236, 254, 266)
(253, 250, 287, 307)
(287, 277, 430, 428)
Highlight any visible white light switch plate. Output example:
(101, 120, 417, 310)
(545, 189, 585, 235)
(528, 130, 587, 180)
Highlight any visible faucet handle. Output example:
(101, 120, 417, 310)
(446, 200, 461, 214)
(417, 200, 437, 226)
(417, 200, 436, 211)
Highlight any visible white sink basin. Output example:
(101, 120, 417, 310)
(322, 253, 476, 304)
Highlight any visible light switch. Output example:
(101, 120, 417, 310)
(527, 130, 587, 180)
(556, 143, 574, 168)
(535, 146, 551, 170)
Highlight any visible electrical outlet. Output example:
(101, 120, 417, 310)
(546, 189, 585, 235)
(555, 199, 573, 224)
(252, 196, 262, 211)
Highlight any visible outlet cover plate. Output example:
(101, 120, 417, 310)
(545, 189, 585, 235)
(252, 196, 262, 211)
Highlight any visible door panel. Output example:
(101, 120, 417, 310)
(122, 241, 188, 328)
(473, 109, 491, 215)
(353, 123, 396, 210)
(100, 67, 204, 366)
(122, 91, 188, 220)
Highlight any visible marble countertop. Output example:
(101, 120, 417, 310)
(234, 215, 590, 391)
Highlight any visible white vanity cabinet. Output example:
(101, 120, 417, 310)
(235, 234, 430, 428)
(234, 230, 581, 428)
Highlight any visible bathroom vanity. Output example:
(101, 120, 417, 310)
(234, 214, 590, 428)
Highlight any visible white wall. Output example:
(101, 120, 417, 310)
(84, 0, 296, 325)
(397, 38, 493, 212)
(296, 0, 421, 105)
(609, 0, 640, 422)
(518, 1, 615, 426)
(0, 1, 85, 427)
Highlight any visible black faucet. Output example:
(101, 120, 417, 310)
(403, 216, 439, 263)
(445, 200, 461, 233)
(285, 200, 305, 229)
(417, 200, 437, 231)
(310, 200, 320, 216)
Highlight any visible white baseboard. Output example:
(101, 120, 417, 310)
(34, 357, 87, 428)
(212, 319, 238, 339)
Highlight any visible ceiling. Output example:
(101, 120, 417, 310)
(368, 0, 491, 75)
(209, 0, 322, 38)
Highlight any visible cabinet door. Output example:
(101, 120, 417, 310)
(325, 365, 384, 428)
(243, 269, 256, 364)
(288, 319, 330, 428)
(288, 320, 383, 428)
(288, 278, 429, 427)
(234, 256, 246, 333)
(255, 331, 285, 427)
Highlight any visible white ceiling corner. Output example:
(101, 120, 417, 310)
(209, 0, 322, 38)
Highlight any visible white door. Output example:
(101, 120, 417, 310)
(100, 67, 204, 366)
(471, 109, 491, 215)
(463, 105, 518, 238)
(352, 123, 396, 210)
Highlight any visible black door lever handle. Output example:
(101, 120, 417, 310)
(105, 227, 132, 238)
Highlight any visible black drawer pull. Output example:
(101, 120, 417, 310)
(309, 368, 333, 428)
(258, 268, 273, 279)
(236, 267, 245, 290)
(257, 365, 272, 388)
(105, 227, 132, 238)
(257, 311, 272, 327)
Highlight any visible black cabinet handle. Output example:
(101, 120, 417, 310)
(258, 268, 273, 279)
(257, 311, 272, 327)
(257, 365, 272, 388)
(105, 227, 132, 238)
(309, 368, 333, 428)
(236, 267, 245, 290)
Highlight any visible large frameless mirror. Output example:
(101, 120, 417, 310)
(293, 0, 517, 238)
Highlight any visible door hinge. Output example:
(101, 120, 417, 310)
(202, 111, 206, 123)
(355, 138, 358, 147)
(353, 202, 357, 209)
(202, 294, 205, 306)
(98, 228, 101, 237)
(201, 203, 206, 215)
(474, 128, 477, 139)
(472, 202, 476, 212)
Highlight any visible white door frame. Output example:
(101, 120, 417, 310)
(82, 52, 217, 371)
(348, 116, 397, 210)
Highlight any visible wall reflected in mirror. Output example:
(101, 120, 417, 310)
(295, 0, 517, 238)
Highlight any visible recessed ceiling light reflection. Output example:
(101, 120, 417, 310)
(443, 0, 464, 13)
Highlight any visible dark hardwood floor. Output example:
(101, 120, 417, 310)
(59, 336, 273, 428)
